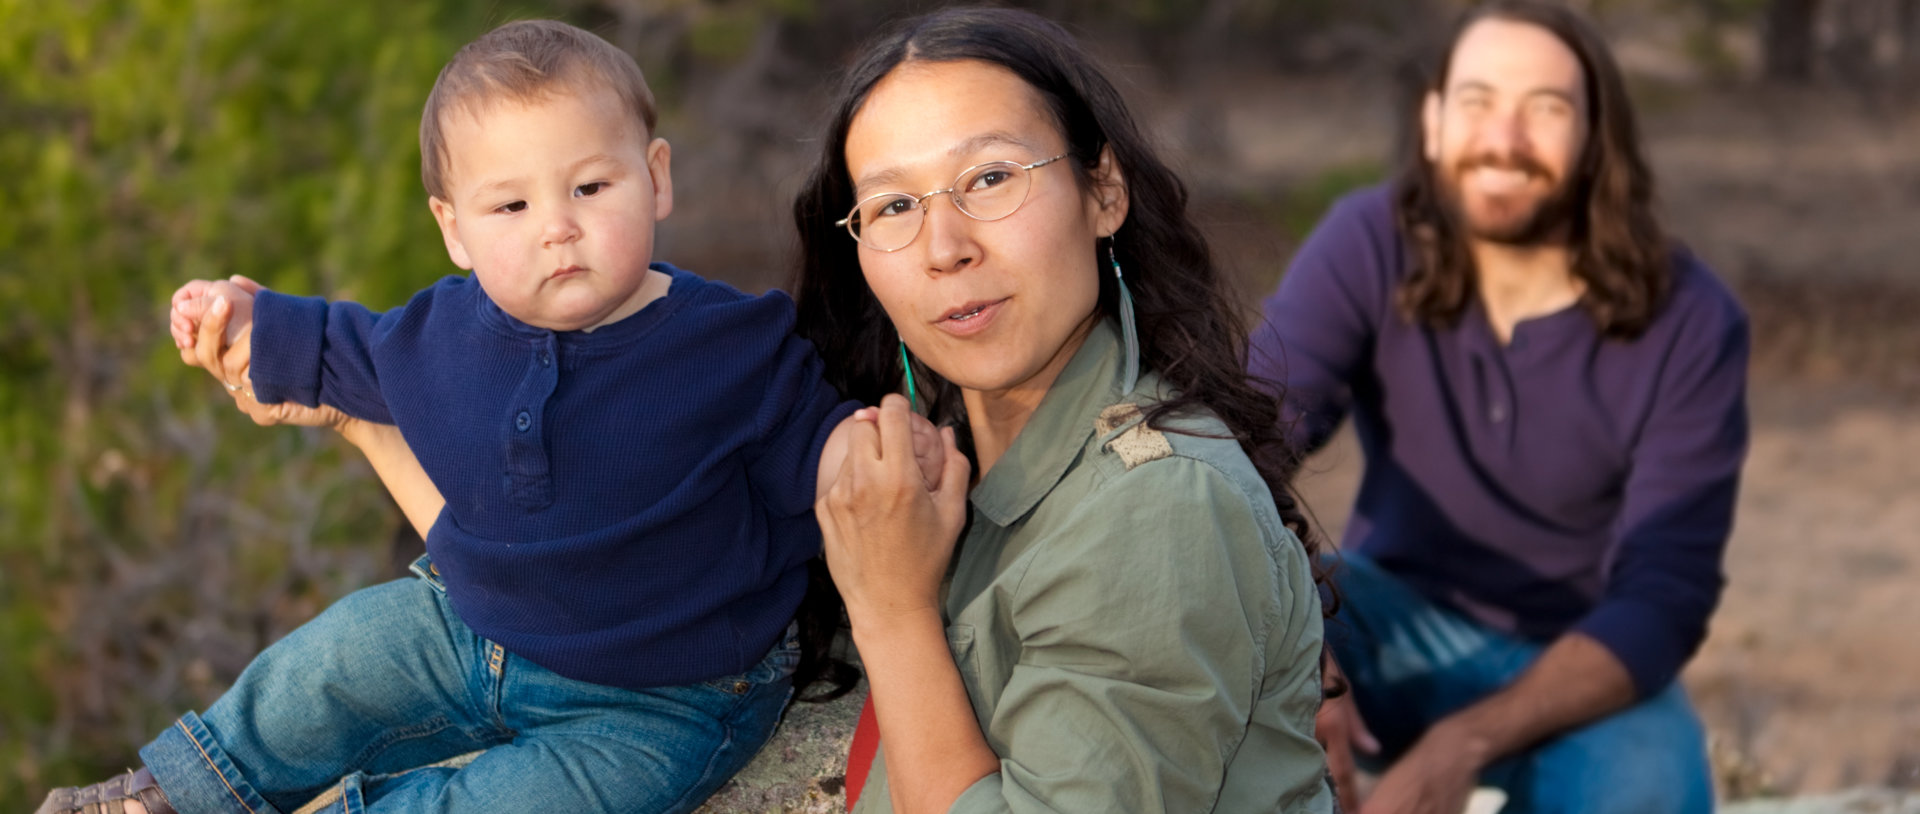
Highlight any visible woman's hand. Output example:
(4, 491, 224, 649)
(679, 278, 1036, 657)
(818, 397, 997, 812)
(816, 394, 971, 628)
(189, 276, 354, 431)
(193, 282, 447, 536)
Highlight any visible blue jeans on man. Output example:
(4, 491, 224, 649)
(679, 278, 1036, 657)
(137, 557, 797, 814)
(1329, 553, 1714, 814)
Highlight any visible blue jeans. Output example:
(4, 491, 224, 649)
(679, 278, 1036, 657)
(1327, 553, 1713, 814)
(138, 557, 797, 814)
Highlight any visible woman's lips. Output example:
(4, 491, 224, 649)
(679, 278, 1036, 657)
(933, 298, 1007, 337)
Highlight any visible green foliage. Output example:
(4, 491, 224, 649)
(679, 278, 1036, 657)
(0, 0, 561, 806)
(1261, 161, 1387, 243)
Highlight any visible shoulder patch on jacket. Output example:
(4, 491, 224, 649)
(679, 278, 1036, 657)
(1095, 403, 1173, 470)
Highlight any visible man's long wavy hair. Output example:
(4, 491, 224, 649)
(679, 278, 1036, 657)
(784, 6, 1324, 699)
(1396, 0, 1671, 339)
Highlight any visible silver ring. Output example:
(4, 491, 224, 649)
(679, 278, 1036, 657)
(225, 382, 242, 392)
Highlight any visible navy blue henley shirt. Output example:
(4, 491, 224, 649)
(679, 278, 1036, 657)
(250, 264, 855, 688)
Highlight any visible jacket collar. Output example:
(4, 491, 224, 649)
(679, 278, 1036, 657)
(969, 319, 1129, 527)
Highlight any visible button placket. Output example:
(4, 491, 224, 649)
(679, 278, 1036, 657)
(503, 334, 561, 509)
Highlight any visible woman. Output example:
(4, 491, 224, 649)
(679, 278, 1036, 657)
(791, 8, 1332, 812)
(177, 8, 1334, 812)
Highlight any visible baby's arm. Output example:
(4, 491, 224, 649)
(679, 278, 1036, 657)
(186, 295, 447, 539)
(816, 407, 948, 504)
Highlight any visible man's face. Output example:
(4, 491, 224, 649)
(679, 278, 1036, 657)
(1422, 17, 1589, 246)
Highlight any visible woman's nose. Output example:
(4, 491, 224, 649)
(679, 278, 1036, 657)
(919, 195, 977, 274)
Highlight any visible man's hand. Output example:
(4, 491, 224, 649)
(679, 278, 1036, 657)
(1317, 657, 1381, 812)
(1359, 632, 1638, 813)
(1358, 719, 1484, 814)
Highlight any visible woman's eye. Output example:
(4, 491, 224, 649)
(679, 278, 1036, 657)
(574, 182, 606, 197)
(969, 169, 1013, 190)
(874, 198, 915, 219)
(497, 201, 527, 214)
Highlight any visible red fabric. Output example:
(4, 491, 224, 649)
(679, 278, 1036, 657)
(845, 695, 880, 810)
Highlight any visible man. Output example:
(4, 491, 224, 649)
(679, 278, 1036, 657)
(1250, 2, 1747, 812)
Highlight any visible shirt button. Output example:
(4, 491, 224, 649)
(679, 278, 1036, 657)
(515, 410, 532, 432)
(1489, 403, 1508, 423)
(538, 351, 551, 368)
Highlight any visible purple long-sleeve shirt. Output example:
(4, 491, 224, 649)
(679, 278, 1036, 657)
(1250, 185, 1749, 696)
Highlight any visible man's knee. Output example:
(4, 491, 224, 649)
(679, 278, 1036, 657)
(1497, 684, 1713, 814)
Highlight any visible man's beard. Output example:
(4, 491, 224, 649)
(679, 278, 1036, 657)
(1436, 152, 1579, 246)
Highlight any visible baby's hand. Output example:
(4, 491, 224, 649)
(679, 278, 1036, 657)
(169, 276, 258, 370)
(904, 410, 946, 492)
(167, 279, 219, 357)
(816, 405, 952, 505)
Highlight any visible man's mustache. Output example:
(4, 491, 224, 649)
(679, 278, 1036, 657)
(1454, 152, 1554, 181)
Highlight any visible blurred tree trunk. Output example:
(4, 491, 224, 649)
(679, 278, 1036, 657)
(1901, 0, 1920, 85)
(1764, 0, 1821, 82)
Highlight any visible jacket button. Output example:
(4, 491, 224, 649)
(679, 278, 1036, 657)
(515, 410, 532, 431)
(538, 351, 551, 368)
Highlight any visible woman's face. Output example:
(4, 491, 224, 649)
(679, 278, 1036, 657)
(843, 59, 1128, 399)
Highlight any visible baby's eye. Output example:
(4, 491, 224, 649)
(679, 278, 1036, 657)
(496, 201, 527, 214)
(574, 182, 607, 198)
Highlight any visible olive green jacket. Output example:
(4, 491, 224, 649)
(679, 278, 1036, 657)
(854, 322, 1334, 813)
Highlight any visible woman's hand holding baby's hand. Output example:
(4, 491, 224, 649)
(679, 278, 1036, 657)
(171, 275, 260, 385)
(185, 277, 356, 433)
(818, 394, 971, 628)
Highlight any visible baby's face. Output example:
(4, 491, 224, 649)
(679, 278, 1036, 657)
(428, 86, 671, 332)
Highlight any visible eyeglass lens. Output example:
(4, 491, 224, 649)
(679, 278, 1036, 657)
(850, 161, 1035, 251)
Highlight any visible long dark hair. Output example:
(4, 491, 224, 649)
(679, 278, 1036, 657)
(786, 6, 1323, 700)
(1395, 0, 1671, 339)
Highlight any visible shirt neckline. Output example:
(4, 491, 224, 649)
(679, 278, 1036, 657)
(471, 262, 692, 349)
(969, 319, 1131, 527)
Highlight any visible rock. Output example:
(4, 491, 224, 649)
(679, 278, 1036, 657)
(1722, 789, 1920, 814)
(694, 682, 866, 814)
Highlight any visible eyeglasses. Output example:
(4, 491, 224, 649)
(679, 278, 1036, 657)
(836, 154, 1069, 252)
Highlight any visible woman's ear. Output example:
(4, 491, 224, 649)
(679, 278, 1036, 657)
(1088, 144, 1129, 238)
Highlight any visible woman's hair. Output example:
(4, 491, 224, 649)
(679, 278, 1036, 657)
(1394, 0, 1671, 339)
(786, 6, 1323, 700)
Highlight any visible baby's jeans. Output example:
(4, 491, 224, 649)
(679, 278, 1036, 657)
(138, 556, 797, 814)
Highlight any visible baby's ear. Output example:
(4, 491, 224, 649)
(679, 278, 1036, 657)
(646, 138, 673, 221)
(428, 197, 474, 270)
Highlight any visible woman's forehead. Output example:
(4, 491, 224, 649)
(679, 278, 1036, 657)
(845, 59, 1060, 187)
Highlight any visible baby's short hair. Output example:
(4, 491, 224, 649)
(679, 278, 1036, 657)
(420, 20, 658, 200)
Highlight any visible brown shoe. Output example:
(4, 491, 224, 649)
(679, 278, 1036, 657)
(35, 767, 177, 814)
